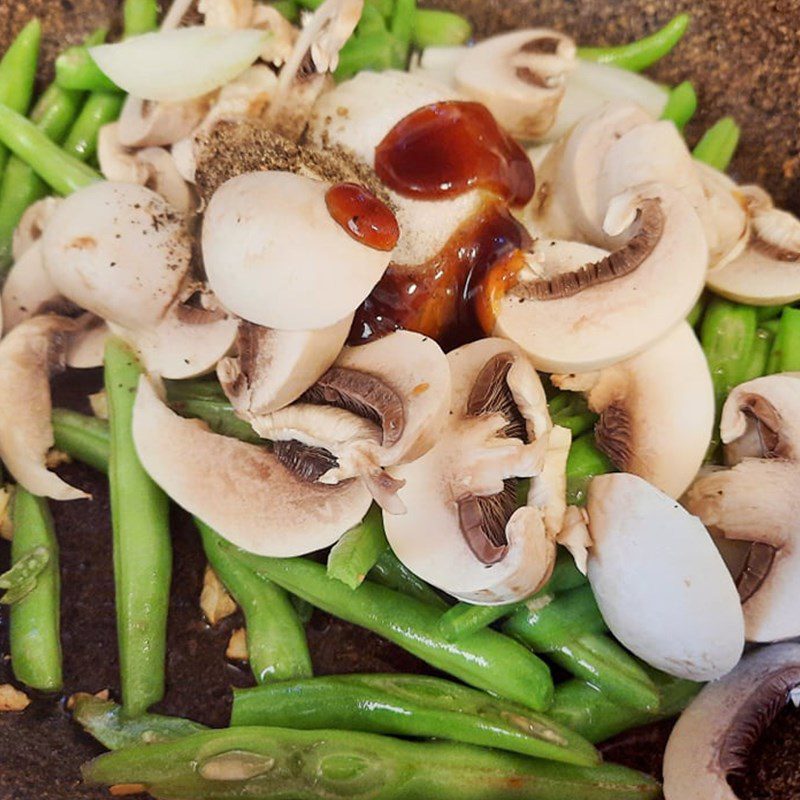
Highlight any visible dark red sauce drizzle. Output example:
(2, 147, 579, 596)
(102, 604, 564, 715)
(374, 101, 536, 206)
(325, 182, 400, 251)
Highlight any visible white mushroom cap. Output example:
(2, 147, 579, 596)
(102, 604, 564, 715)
(202, 171, 392, 331)
(496, 183, 708, 373)
(587, 473, 745, 680)
(218, 318, 351, 418)
(0, 315, 89, 501)
(685, 373, 800, 642)
(383, 338, 557, 604)
(453, 29, 576, 141)
(66, 320, 109, 369)
(199, 0, 254, 29)
(42, 182, 191, 331)
(553, 322, 714, 498)
(12, 197, 61, 261)
(695, 161, 749, 269)
(663, 643, 800, 800)
(706, 187, 800, 305)
(2, 242, 60, 333)
(132, 375, 372, 556)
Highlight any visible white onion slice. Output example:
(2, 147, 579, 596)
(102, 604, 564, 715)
(89, 27, 270, 102)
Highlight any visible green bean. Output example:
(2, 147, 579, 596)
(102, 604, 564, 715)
(52, 408, 111, 474)
(566, 433, 614, 506)
(369, 548, 448, 609)
(271, 0, 300, 22)
(549, 392, 597, 438)
(741, 325, 775, 382)
(359, 2, 388, 36)
(412, 9, 472, 48)
(367, 0, 394, 18)
(335, 31, 397, 81)
(390, 0, 416, 67)
(0, 103, 101, 193)
(164, 377, 228, 401)
(578, 13, 690, 72)
(437, 550, 587, 642)
(693, 116, 741, 171)
(327, 504, 388, 589)
(72, 694, 206, 750)
(105, 338, 171, 717)
(56, 46, 120, 93)
(0, 19, 42, 179)
(164, 386, 263, 443)
(0, 544, 49, 605)
(217, 544, 554, 710)
(660, 80, 697, 131)
(124, 0, 160, 37)
(550, 674, 701, 744)
(232, 673, 600, 766)
(756, 305, 784, 323)
(82, 726, 661, 800)
(0, 81, 83, 273)
(197, 519, 312, 684)
(9, 487, 62, 691)
(767, 307, 800, 373)
(62, 91, 125, 163)
(504, 585, 660, 712)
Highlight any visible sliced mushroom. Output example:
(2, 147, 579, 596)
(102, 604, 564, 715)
(218, 317, 351, 418)
(685, 373, 800, 642)
(453, 29, 576, 140)
(42, 182, 192, 331)
(12, 197, 61, 261)
(706, 186, 800, 305)
(251, 4, 297, 66)
(383, 338, 558, 604)
(132, 375, 372, 555)
(495, 183, 708, 373)
(553, 322, 714, 498)
(248, 330, 451, 511)
(265, 0, 363, 141)
(66, 318, 109, 370)
(587, 472, 744, 680)
(202, 171, 392, 331)
(663, 642, 800, 800)
(2, 242, 60, 332)
(198, 0, 254, 29)
(0, 315, 89, 501)
(117, 95, 210, 149)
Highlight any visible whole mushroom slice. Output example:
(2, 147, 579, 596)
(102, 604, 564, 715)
(42, 182, 192, 331)
(553, 322, 714, 498)
(453, 29, 576, 140)
(132, 376, 372, 556)
(495, 183, 708, 373)
(117, 95, 210, 149)
(12, 196, 61, 261)
(66, 318, 109, 370)
(685, 373, 800, 642)
(663, 642, 800, 800)
(248, 330, 451, 512)
(383, 338, 558, 604)
(0, 315, 89, 501)
(202, 171, 393, 331)
(2, 242, 60, 332)
(218, 317, 351, 418)
(587, 472, 744, 681)
(706, 186, 800, 305)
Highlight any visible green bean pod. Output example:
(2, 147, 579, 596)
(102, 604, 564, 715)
(578, 13, 689, 72)
(105, 338, 171, 716)
(548, 392, 598, 438)
(62, 91, 125, 163)
(82, 727, 662, 800)
(504, 586, 660, 712)
(692, 116, 741, 171)
(52, 408, 111, 474)
(56, 46, 120, 92)
(197, 520, 312, 684)
(271, 0, 300, 22)
(166, 391, 263, 444)
(219, 545, 555, 711)
(335, 31, 397, 81)
(327, 504, 388, 589)
(566, 433, 614, 506)
(767, 306, 800, 373)
(741, 325, 776, 382)
(660, 80, 697, 131)
(412, 9, 472, 48)
(232, 673, 600, 766)
(124, 0, 160, 37)
(390, 0, 417, 67)
(8, 487, 62, 691)
(369, 547, 448, 609)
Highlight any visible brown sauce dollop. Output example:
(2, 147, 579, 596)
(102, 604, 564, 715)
(325, 183, 400, 252)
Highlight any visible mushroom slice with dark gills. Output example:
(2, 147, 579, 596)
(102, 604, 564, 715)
(663, 642, 800, 800)
(553, 322, 714, 498)
(685, 373, 800, 642)
(494, 182, 708, 373)
(246, 331, 451, 513)
(132, 376, 372, 556)
(383, 338, 562, 605)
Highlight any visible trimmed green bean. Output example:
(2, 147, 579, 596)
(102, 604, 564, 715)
(105, 338, 171, 717)
(550, 675, 701, 744)
(9, 487, 62, 691)
(52, 408, 111, 474)
(693, 116, 741, 171)
(504, 585, 660, 712)
(124, 0, 160, 37)
(369, 548, 448, 609)
(390, 0, 417, 67)
(578, 13, 689, 72)
(767, 306, 800, 373)
(217, 544, 555, 710)
(741, 325, 775, 382)
(359, 2, 389, 35)
(660, 80, 697, 131)
(412, 9, 472, 48)
(756, 305, 784, 323)
(335, 31, 396, 81)
(0, 103, 101, 193)
(62, 91, 125, 163)
(232, 673, 600, 766)
(566, 433, 614, 506)
(0, 19, 42, 179)
(197, 519, 312, 684)
(82, 727, 661, 800)
(327, 504, 388, 589)
(271, 0, 300, 22)
(549, 392, 597, 438)
(72, 694, 206, 750)
(56, 45, 120, 93)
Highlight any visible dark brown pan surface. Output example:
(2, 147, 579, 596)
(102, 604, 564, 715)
(1, 2, 799, 798)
